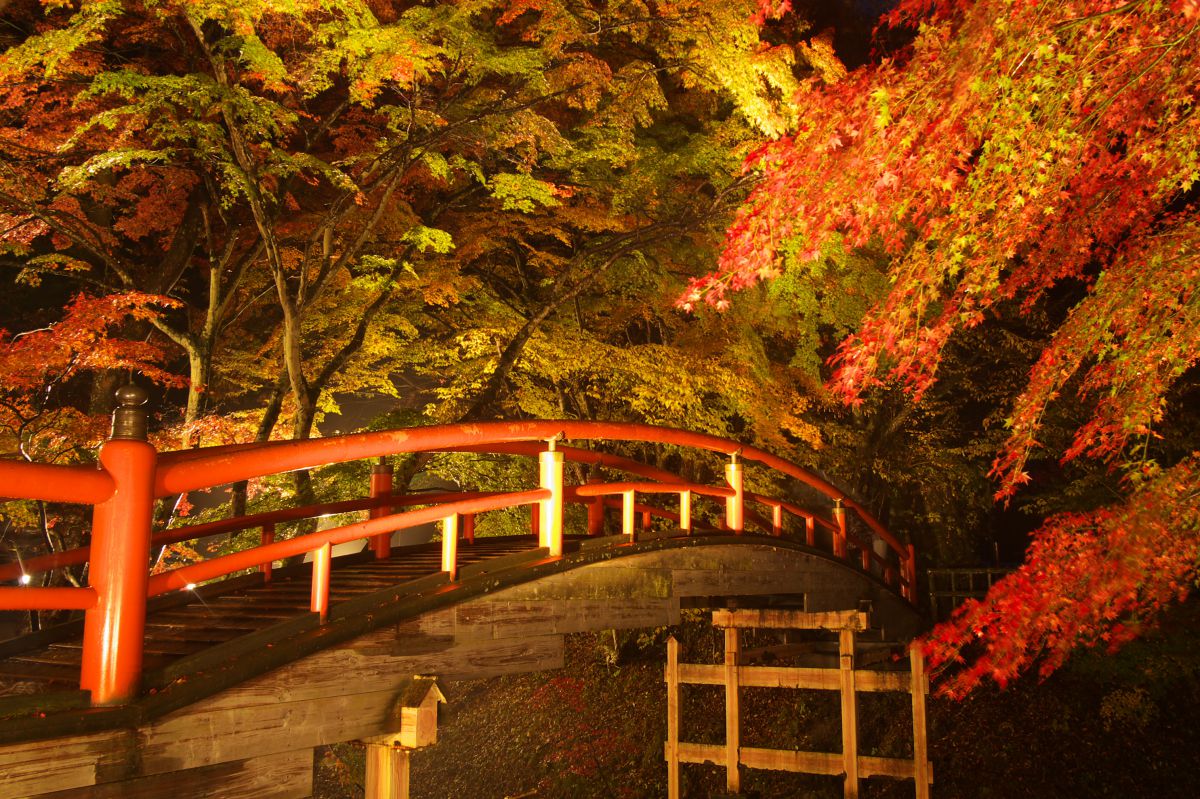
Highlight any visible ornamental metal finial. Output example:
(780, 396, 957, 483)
(109, 384, 149, 441)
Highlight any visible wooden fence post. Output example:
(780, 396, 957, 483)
(725, 626, 741, 793)
(839, 627, 859, 799)
(666, 636, 681, 799)
(365, 743, 411, 799)
(911, 645, 931, 799)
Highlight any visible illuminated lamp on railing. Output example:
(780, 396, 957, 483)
(185, 583, 197, 591)
(19, 574, 31, 585)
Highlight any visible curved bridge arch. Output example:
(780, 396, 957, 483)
(0, 414, 921, 797)
(0, 532, 919, 799)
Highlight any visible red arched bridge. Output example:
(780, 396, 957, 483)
(0, 390, 920, 798)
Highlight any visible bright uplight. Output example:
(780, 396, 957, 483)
(185, 582, 197, 591)
(18, 574, 31, 585)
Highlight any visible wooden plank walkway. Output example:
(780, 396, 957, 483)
(0, 536, 535, 697)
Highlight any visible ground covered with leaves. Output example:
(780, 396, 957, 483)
(315, 603, 1200, 798)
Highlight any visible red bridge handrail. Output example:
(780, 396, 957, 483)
(146, 489, 550, 596)
(0, 460, 114, 505)
(147, 420, 899, 551)
(0, 413, 917, 707)
(0, 489, 509, 583)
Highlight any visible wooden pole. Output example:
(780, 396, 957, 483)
(666, 636, 681, 799)
(725, 626, 741, 793)
(365, 743, 411, 799)
(911, 645, 931, 799)
(839, 627, 859, 799)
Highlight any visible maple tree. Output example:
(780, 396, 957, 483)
(683, 0, 1200, 692)
(1, 1, 827, 561)
(0, 0, 804, 440)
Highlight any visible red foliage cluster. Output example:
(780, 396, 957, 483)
(688, 0, 1200, 690)
(924, 455, 1199, 697)
(691, 0, 1200, 479)
(0, 292, 182, 393)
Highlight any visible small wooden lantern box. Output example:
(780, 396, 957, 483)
(387, 676, 446, 749)
(362, 677, 447, 799)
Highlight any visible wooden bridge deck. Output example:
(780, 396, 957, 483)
(0, 530, 922, 799)
(0, 536, 536, 697)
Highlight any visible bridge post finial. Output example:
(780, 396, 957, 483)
(109, 383, 149, 441)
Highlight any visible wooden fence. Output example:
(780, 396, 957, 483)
(664, 608, 931, 798)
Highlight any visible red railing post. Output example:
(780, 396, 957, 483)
(463, 512, 476, 545)
(368, 458, 394, 559)
(679, 489, 692, 534)
(587, 475, 605, 536)
(833, 499, 847, 559)
(905, 544, 917, 603)
(805, 516, 816, 547)
(260, 523, 275, 582)
(772, 504, 784, 537)
(724, 453, 744, 533)
(622, 489, 636, 541)
(442, 512, 459, 580)
(311, 541, 331, 621)
(81, 385, 156, 706)
(539, 438, 564, 557)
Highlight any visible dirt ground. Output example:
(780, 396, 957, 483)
(314, 602, 1200, 798)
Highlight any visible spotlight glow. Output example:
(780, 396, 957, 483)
(18, 574, 31, 585)
(185, 582, 197, 591)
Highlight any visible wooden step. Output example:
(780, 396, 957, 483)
(0, 661, 79, 685)
(150, 609, 304, 625)
(142, 625, 258, 642)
